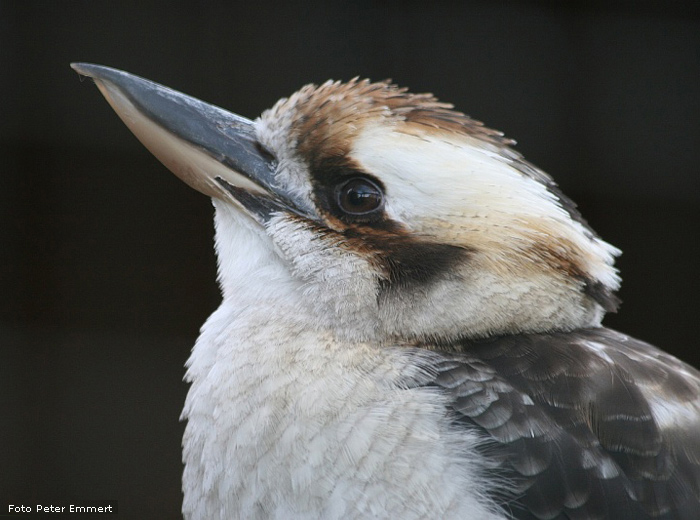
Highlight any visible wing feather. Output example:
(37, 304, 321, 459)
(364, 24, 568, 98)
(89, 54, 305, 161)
(416, 327, 700, 519)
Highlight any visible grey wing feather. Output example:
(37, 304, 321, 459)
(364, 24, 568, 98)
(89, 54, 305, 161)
(417, 327, 700, 520)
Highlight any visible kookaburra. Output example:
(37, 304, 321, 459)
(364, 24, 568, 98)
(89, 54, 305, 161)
(72, 63, 700, 520)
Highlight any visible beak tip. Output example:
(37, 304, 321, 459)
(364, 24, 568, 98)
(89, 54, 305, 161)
(71, 62, 97, 77)
(71, 63, 128, 88)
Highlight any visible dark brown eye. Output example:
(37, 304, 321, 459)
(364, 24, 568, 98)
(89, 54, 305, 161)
(336, 177, 384, 215)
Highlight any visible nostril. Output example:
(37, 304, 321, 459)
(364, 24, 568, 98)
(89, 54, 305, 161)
(255, 141, 277, 164)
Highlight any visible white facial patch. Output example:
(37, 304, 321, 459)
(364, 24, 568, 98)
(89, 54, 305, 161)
(263, 214, 385, 341)
(254, 106, 316, 209)
(350, 125, 621, 292)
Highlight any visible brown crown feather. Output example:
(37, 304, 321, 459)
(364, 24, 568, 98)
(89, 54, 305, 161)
(264, 78, 513, 169)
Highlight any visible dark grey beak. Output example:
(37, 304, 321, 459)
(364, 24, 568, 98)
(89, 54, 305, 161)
(71, 63, 312, 220)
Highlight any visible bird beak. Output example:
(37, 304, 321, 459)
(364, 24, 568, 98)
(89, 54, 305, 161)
(70, 63, 313, 222)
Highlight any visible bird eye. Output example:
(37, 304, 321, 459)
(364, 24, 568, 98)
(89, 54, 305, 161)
(336, 177, 384, 215)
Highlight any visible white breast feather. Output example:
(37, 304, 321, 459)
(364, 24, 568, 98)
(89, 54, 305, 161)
(180, 203, 508, 519)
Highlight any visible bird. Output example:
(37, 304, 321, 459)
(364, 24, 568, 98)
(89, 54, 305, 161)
(71, 63, 700, 520)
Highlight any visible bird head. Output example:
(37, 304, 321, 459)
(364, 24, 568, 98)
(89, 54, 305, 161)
(72, 64, 621, 344)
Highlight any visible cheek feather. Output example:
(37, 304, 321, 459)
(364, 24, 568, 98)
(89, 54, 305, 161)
(272, 210, 469, 296)
(347, 230, 470, 293)
(350, 127, 620, 296)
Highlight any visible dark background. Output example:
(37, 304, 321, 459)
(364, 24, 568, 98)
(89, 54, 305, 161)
(2, 1, 699, 517)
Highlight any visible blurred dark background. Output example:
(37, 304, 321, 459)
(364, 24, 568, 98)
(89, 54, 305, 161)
(2, 1, 699, 517)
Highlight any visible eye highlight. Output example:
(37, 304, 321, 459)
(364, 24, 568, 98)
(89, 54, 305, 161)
(336, 177, 384, 216)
